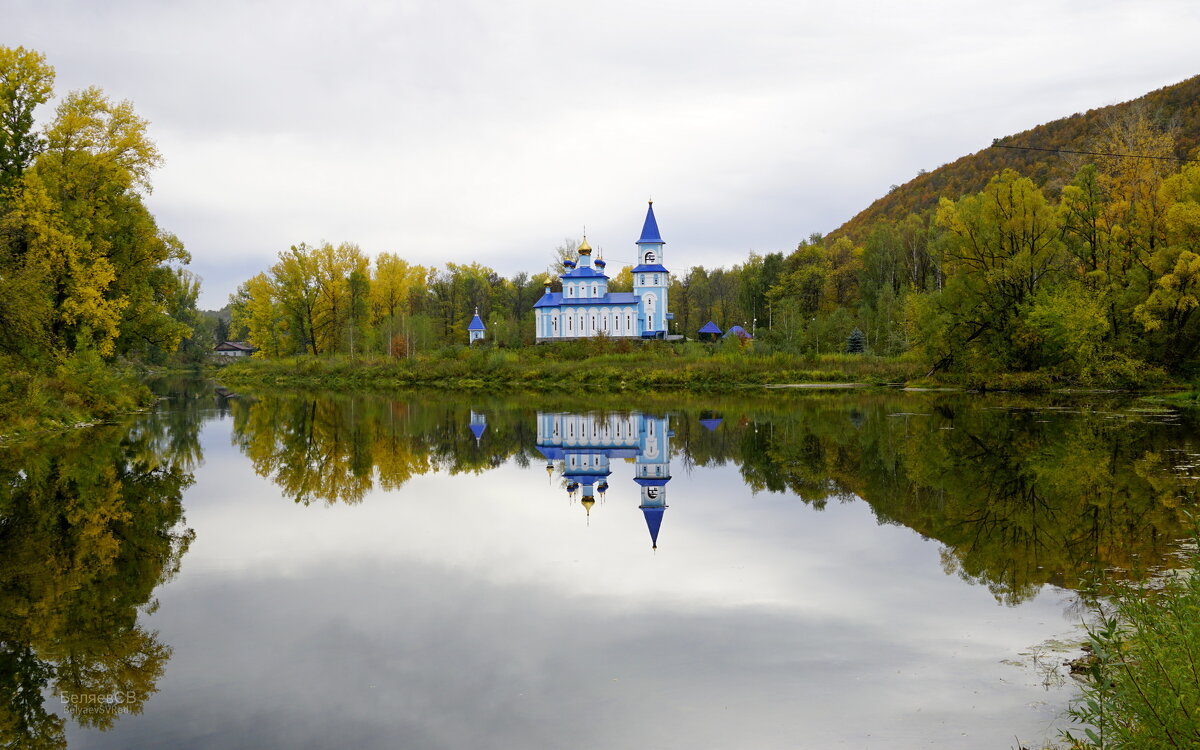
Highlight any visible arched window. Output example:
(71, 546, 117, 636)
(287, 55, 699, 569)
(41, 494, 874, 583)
(644, 250, 656, 263)
(567, 316, 572, 332)
(653, 274, 659, 285)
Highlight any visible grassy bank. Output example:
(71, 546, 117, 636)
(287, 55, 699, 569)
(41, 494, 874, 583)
(216, 341, 925, 391)
(215, 339, 1184, 393)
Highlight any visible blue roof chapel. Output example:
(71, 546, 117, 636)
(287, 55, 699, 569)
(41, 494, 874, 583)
(533, 202, 672, 342)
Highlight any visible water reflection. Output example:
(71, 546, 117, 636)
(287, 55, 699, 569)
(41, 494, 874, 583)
(6, 386, 1198, 748)
(537, 412, 673, 548)
(226, 391, 1200, 603)
(0, 412, 197, 748)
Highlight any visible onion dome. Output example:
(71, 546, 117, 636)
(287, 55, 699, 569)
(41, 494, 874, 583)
(563, 259, 576, 269)
(581, 497, 595, 515)
(594, 257, 606, 269)
(578, 237, 592, 256)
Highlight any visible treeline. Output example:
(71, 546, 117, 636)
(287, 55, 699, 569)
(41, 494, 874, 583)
(229, 244, 553, 355)
(0, 47, 202, 431)
(226, 237, 794, 358)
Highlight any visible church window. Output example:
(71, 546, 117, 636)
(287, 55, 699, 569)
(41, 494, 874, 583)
(653, 274, 659, 285)
(567, 316, 572, 332)
(627, 313, 632, 330)
(644, 250, 655, 263)
(591, 315, 596, 331)
(567, 285, 573, 297)
(592, 284, 598, 297)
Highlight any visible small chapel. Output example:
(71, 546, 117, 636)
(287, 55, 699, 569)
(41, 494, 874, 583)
(533, 202, 672, 342)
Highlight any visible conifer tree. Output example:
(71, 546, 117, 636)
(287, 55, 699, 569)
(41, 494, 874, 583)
(846, 327, 865, 354)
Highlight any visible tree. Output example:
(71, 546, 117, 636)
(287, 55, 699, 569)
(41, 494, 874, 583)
(371, 253, 428, 357)
(922, 170, 1067, 372)
(845, 327, 865, 354)
(546, 236, 580, 278)
(0, 46, 54, 190)
(271, 245, 322, 355)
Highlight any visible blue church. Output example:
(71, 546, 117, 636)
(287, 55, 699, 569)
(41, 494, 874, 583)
(533, 202, 672, 342)
(536, 411, 673, 549)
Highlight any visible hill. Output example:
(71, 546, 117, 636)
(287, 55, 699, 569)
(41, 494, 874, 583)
(830, 74, 1200, 241)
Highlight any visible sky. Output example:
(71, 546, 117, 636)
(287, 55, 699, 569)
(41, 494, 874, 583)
(8, 0, 1200, 309)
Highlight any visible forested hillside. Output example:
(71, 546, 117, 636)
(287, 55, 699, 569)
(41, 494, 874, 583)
(833, 74, 1200, 241)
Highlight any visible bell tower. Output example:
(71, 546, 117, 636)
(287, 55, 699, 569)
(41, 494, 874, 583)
(631, 201, 669, 336)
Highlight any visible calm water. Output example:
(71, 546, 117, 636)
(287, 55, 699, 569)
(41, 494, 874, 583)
(3, 383, 1198, 749)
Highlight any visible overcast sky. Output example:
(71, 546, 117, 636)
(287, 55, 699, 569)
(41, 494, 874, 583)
(9, 0, 1200, 308)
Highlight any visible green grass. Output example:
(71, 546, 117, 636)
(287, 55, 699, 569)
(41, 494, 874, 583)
(216, 342, 925, 392)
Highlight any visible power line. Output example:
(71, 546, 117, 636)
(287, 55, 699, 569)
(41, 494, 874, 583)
(991, 141, 1199, 163)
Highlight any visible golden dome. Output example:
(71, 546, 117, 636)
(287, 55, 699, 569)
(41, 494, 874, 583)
(581, 497, 596, 514)
(577, 237, 592, 255)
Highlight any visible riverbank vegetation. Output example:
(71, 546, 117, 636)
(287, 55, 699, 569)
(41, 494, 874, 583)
(0, 47, 203, 435)
(217, 339, 925, 391)
(1065, 542, 1200, 749)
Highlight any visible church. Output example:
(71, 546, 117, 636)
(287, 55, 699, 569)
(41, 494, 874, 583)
(533, 202, 672, 342)
(535, 411, 673, 549)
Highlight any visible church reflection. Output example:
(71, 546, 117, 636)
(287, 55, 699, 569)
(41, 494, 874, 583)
(535, 412, 673, 549)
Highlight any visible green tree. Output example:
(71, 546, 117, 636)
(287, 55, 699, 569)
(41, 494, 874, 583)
(0, 46, 54, 190)
(921, 170, 1067, 372)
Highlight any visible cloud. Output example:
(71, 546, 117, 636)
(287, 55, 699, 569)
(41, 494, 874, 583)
(8, 0, 1200, 307)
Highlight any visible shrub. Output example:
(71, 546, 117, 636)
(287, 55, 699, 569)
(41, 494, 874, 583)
(1065, 544, 1200, 749)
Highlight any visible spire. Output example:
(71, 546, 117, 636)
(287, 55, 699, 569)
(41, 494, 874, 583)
(637, 200, 664, 245)
(640, 505, 665, 549)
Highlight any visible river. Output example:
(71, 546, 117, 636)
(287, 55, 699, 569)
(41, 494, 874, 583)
(2, 381, 1196, 749)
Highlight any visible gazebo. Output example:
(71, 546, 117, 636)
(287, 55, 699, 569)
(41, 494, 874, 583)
(698, 321, 722, 341)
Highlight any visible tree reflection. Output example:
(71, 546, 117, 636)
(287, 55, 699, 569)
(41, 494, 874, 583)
(0, 414, 196, 747)
(228, 389, 1200, 603)
(688, 396, 1200, 604)
(228, 393, 539, 505)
